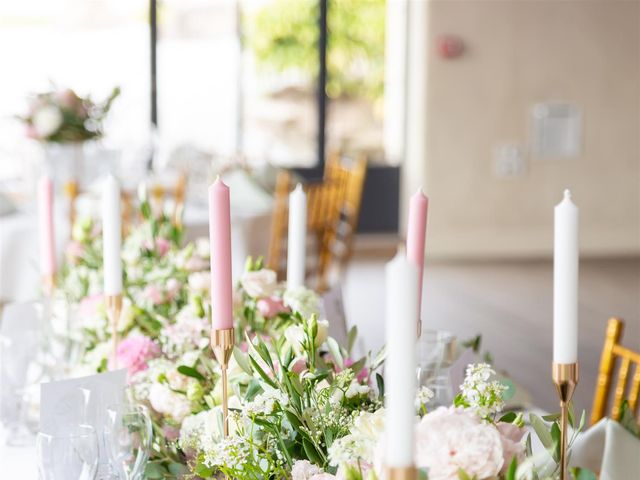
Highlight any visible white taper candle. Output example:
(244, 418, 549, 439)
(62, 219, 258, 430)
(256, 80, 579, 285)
(102, 174, 123, 295)
(287, 183, 307, 289)
(553, 189, 579, 363)
(385, 251, 418, 467)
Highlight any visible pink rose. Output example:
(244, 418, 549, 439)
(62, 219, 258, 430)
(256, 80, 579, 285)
(116, 335, 160, 376)
(496, 422, 526, 473)
(257, 296, 289, 318)
(414, 407, 504, 480)
(144, 285, 164, 305)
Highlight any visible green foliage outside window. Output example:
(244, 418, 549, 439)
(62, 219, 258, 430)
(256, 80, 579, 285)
(246, 0, 386, 103)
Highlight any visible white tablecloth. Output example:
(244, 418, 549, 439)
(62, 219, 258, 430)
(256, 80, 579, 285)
(0, 426, 38, 479)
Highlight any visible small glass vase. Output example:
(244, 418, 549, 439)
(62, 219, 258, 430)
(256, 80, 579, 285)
(417, 330, 457, 409)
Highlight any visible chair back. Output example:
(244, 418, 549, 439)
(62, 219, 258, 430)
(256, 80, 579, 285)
(591, 317, 640, 425)
(267, 170, 293, 276)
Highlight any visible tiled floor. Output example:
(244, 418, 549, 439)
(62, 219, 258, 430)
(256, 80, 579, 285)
(342, 253, 640, 415)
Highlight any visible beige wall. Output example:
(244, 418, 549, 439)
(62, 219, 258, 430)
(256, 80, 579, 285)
(421, 0, 640, 258)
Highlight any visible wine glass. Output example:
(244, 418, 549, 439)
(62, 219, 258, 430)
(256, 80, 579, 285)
(36, 425, 99, 480)
(0, 329, 45, 445)
(417, 330, 457, 408)
(104, 403, 152, 480)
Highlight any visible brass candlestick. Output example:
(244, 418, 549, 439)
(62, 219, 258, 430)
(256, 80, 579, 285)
(105, 294, 123, 369)
(552, 362, 579, 480)
(385, 466, 417, 480)
(211, 327, 235, 437)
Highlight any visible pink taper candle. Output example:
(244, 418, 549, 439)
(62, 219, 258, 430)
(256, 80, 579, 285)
(38, 176, 56, 276)
(406, 188, 428, 324)
(209, 177, 234, 330)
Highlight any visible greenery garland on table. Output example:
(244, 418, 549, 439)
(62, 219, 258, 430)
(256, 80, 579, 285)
(57, 194, 596, 480)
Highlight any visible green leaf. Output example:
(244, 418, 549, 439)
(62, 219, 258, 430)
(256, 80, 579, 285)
(302, 438, 323, 466)
(501, 379, 516, 401)
(233, 346, 253, 376)
(248, 354, 277, 388)
(284, 409, 303, 429)
(168, 462, 189, 475)
(457, 469, 472, 480)
(499, 412, 517, 423)
(375, 373, 384, 400)
(506, 457, 518, 480)
(177, 365, 205, 381)
(144, 462, 168, 479)
(347, 357, 366, 378)
(570, 467, 597, 480)
(530, 413, 553, 449)
(551, 421, 561, 462)
(194, 462, 214, 478)
(542, 413, 561, 422)
(347, 326, 358, 353)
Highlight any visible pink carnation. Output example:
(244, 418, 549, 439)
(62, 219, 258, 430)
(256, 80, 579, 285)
(116, 335, 160, 376)
(257, 296, 289, 318)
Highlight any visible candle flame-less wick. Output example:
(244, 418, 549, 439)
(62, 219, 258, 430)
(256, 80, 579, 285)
(294, 183, 304, 192)
(215, 174, 221, 183)
(563, 189, 571, 199)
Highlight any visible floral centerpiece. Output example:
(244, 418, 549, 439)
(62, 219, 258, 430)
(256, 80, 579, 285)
(20, 87, 119, 143)
(58, 198, 595, 480)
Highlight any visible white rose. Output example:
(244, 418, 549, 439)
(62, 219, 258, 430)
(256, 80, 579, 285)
(414, 406, 504, 480)
(33, 105, 63, 138)
(148, 383, 192, 423)
(283, 286, 320, 318)
(188, 271, 211, 292)
(345, 380, 370, 398)
(240, 269, 278, 298)
(195, 238, 210, 259)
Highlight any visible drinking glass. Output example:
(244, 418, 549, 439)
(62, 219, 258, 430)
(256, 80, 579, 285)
(36, 425, 99, 480)
(0, 329, 45, 445)
(104, 403, 152, 480)
(416, 330, 457, 408)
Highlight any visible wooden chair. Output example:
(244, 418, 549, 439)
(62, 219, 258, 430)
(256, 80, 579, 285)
(266, 153, 367, 291)
(590, 317, 640, 425)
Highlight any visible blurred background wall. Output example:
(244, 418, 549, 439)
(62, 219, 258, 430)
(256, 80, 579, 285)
(419, 0, 640, 259)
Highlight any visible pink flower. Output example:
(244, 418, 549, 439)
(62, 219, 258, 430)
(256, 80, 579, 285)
(65, 240, 85, 264)
(78, 294, 104, 317)
(144, 285, 165, 305)
(166, 278, 181, 300)
(291, 358, 307, 374)
(257, 296, 289, 318)
(496, 422, 526, 473)
(414, 407, 503, 480)
(163, 425, 180, 441)
(155, 237, 170, 256)
(291, 460, 323, 480)
(344, 357, 369, 383)
(116, 335, 160, 376)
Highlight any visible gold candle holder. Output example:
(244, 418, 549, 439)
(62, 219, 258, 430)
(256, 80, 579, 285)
(105, 294, 123, 369)
(385, 466, 417, 480)
(552, 362, 579, 480)
(211, 327, 235, 437)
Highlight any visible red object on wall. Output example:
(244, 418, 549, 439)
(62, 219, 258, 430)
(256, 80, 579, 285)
(436, 34, 464, 59)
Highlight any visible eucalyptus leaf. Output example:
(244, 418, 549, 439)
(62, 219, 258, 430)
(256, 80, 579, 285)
(233, 346, 253, 376)
(347, 326, 358, 353)
(530, 413, 553, 449)
(177, 365, 205, 382)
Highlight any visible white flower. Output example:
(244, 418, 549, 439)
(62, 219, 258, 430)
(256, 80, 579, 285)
(329, 409, 384, 466)
(242, 387, 288, 417)
(179, 410, 215, 452)
(460, 363, 507, 418)
(240, 268, 278, 298)
(415, 386, 435, 411)
(195, 238, 210, 259)
(413, 406, 504, 480)
(148, 383, 192, 423)
(188, 271, 210, 292)
(283, 286, 320, 318)
(345, 380, 370, 398)
(117, 297, 135, 332)
(284, 324, 306, 354)
(33, 105, 63, 137)
(292, 460, 323, 480)
(316, 319, 329, 346)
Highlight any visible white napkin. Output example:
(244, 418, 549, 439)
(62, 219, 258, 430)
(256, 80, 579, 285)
(600, 419, 640, 479)
(569, 418, 607, 472)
